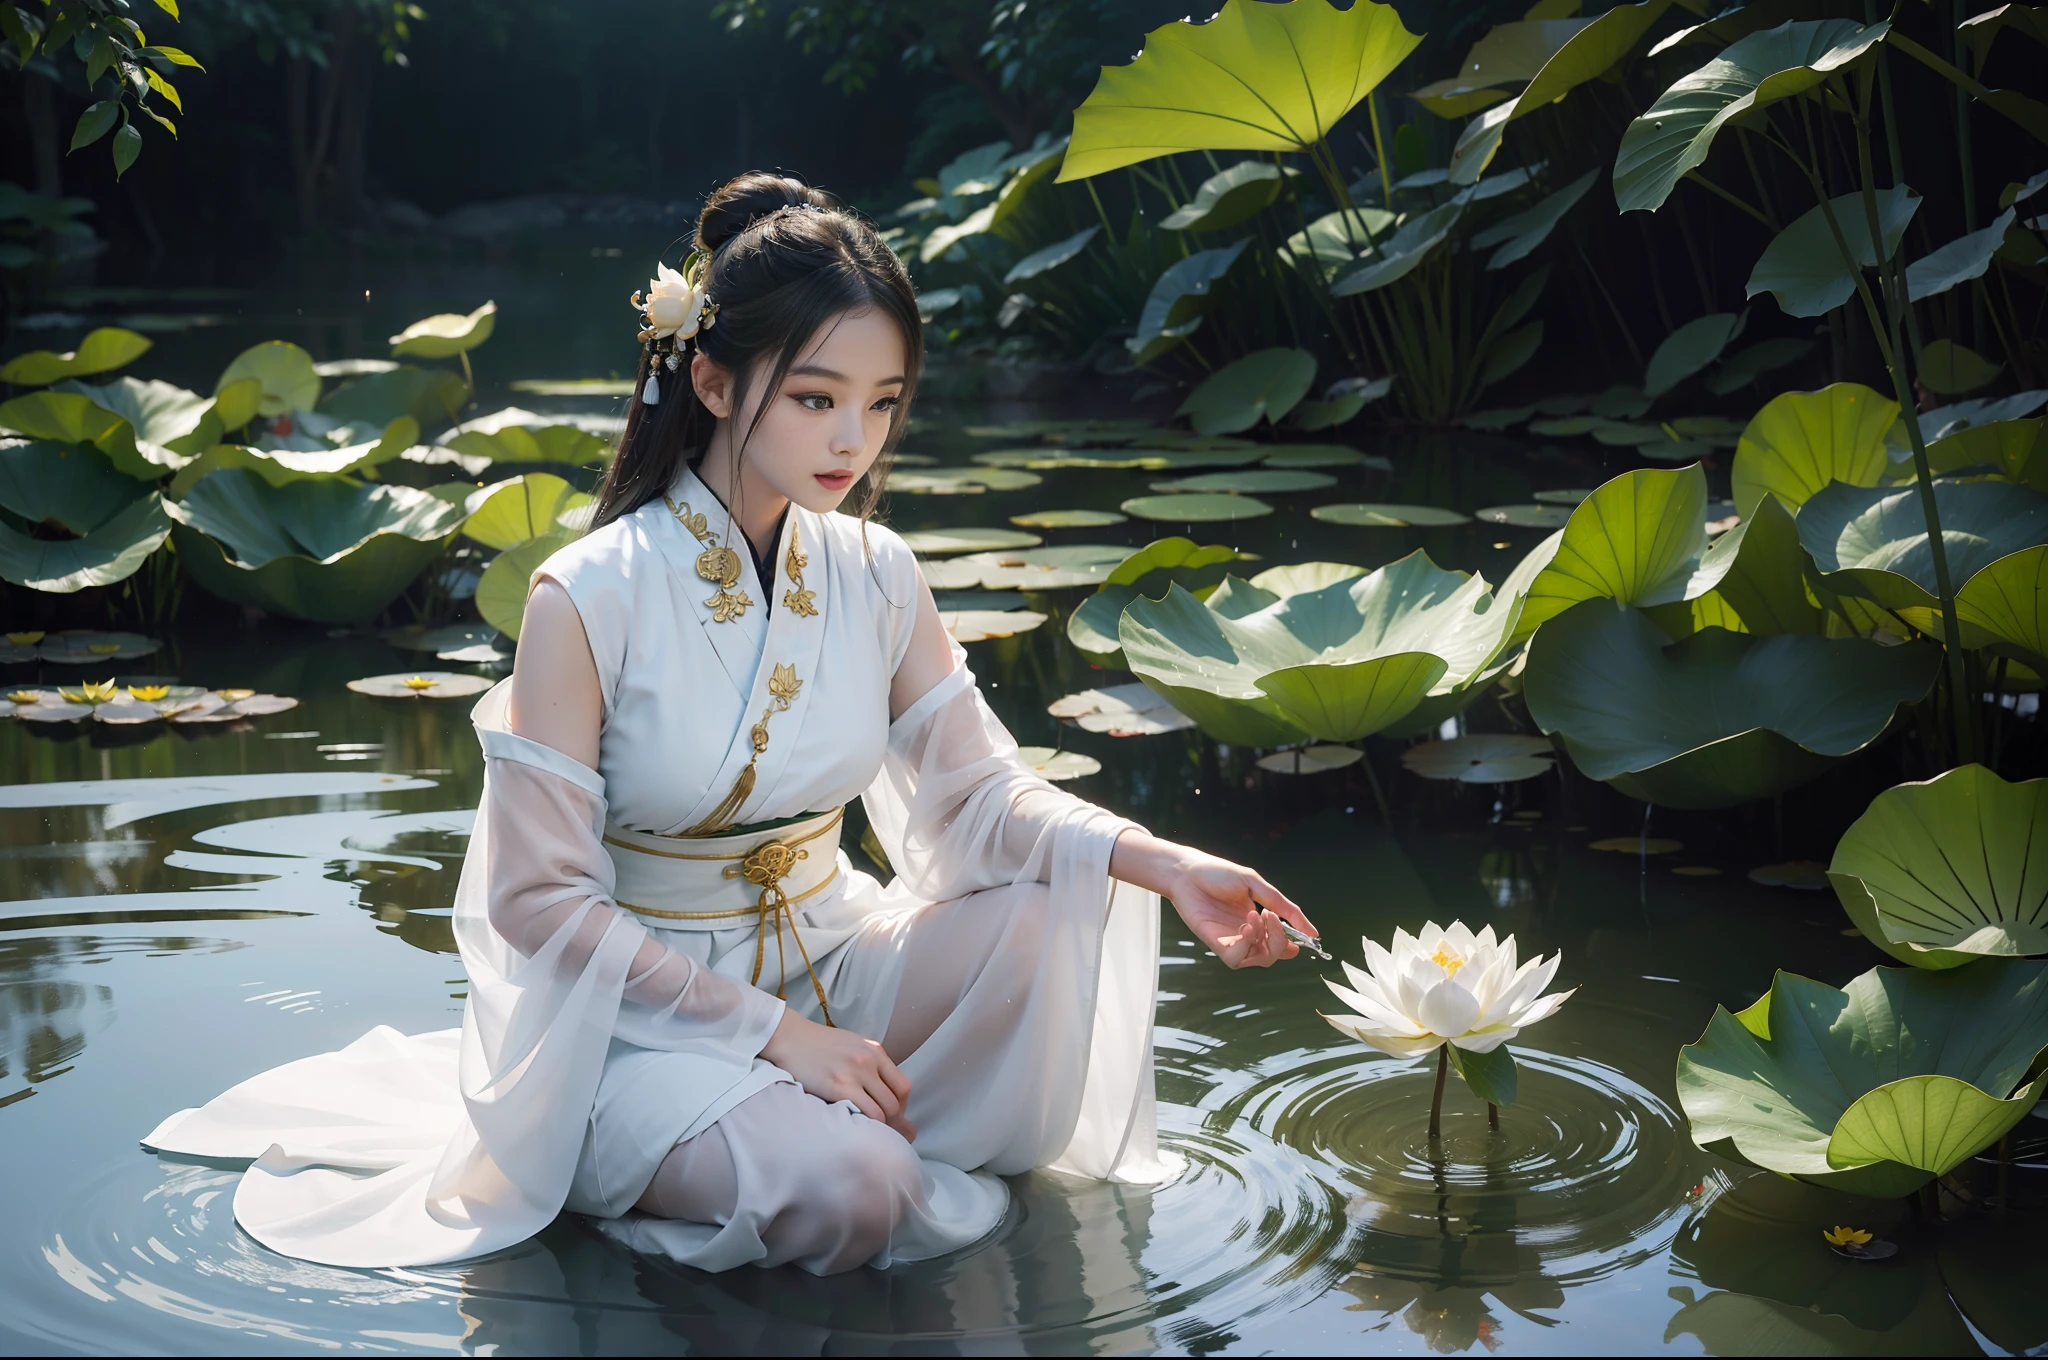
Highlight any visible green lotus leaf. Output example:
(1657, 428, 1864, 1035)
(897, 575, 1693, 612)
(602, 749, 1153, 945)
(1330, 199, 1465, 296)
(1008, 508, 1127, 529)
(0, 493, 168, 595)
(1524, 601, 1937, 806)
(1918, 339, 2005, 396)
(1800, 478, 2048, 618)
(1829, 764, 2048, 969)
(242, 417, 419, 478)
(1925, 417, 2046, 491)
(1121, 492, 1274, 523)
(1470, 169, 1599, 270)
(1644, 313, 1744, 397)
(1311, 502, 1470, 527)
(1512, 464, 1708, 644)
(1475, 504, 1572, 529)
(464, 473, 591, 550)
(947, 544, 1131, 590)
(1001, 225, 1100, 285)
(1245, 561, 1366, 597)
(900, 526, 1042, 556)
(1176, 348, 1316, 435)
(1150, 468, 1334, 496)
(1262, 443, 1368, 469)
(1684, 494, 1823, 634)
(1161, 161, 1284, 232)
(1956, 544, 2048, 668)
(1676, 960, 2048, 1195)
(1732, 382, 1899, 515)
(166, 445, 349, 498)
(1449, 1, 1679, 184)
(1613, 20, 1890, 213)
(1410, 18, 1583, 116)
(389, 301, 497, 359)
(319, 365, 471, 426)
(0, 441, 152, 535)
(1702, 337, 1814, 395)
(1066, 537, 1251, 666)
(0, 327, 151, 386)
(217, 340, 320, 417)
(1127, 241, 1249, 363)
(165, 469, 464, 623)
(1058, 0, 1421, 181)
(478, 532, 574, 639)
(445, 421, 612, 466)
(1746, 187, 1921, 317)
(1907, 206, 2018, 302)
(57, 375, 233, 459)
(1119, 550, 1514, 745)
(0, 390, 168, 479)
(1286, 380, 1390, 431)
(1279, 207, 1396, 283)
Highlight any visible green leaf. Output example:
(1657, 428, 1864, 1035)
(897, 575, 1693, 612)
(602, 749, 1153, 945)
(211, 378, 262, 433)
(476, 532, 574, 640)
(1127, 241, 1248, 363)
(943, 544, 1131, 590)
(1676, 961, 2048, 1193)
(921, 202, 997, 263)
(445, 422, 611, 466)
(1176, 348, 1317, 434)
(144, 42, 201, 67)
(1906, 206, 2018, 301)
(1613, 20, 1890, 214)
(111, 123, 141, 178)
(319, 364, 471, 427)
(1731, 382, 1898, 516)
(1685, 495, 1824, 634)
(1286, 381, 1390, 432)
(1746, 187, 1920, 318)
(463, 473, 590, 550)
(1279, 207, 1396, 283)
(1799, 478, 2048, 617)
(1523, 600, 1939, 807)
(56, 375, 217, 457)
(1008, 508, 1127, 530)
(1150, 468, 1334, 495)
(1311, 502, 1470, 527)
(1161, 161, 1284, 232)
(0, 490, 168, 594)
(1330, 199, 1465, 296)
(152, 1, 182, 20)
(1058, 0, 1423, 181)
(1644, 313, 1743, 398)
(216, 341, 320, 417)
(0, 440, 153, 534)
(1703, 337, 1813, 395)
(1918, 338, 2004, 395)
(0, 327, 151, 386)
(1410, 18, 1589, 118)
(1956, 543, 2048, 668)
(1513, 464, 1709, 644)
(1470, 168, 1599, 269)
(900, 527, 1042, 555)
(1446, 1042, 1519, 1107)
(0, 390, 160, 479)
(67, 101, 119, 153)
(1120, 492, 1275, 522)
(1066, 536, 1250, 667)
(85, 35, 119, 91)
(388, 301, 497, 359)
(1480, 321, 1543, 389)
(164, 470, 465, 623)
(1002, 225, 1099, 285)
(1829, 764, 2048, 969)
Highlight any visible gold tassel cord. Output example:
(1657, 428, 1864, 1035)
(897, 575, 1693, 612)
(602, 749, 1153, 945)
(679, 663, 801, 837)
(732, 837, 835, 1026)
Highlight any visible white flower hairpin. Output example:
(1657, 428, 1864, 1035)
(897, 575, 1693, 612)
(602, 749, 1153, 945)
(631, 251, 719, 405)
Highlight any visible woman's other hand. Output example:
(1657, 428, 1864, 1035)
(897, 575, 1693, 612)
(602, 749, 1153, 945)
(761, 1008, 916, 1141)
(1110, 830, 1317, 969)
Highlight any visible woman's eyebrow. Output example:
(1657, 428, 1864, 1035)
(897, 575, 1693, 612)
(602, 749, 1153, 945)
(788, 363, 905, 385)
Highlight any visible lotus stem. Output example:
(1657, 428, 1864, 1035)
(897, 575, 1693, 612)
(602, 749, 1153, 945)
(1428, 1045, 1448, 1141)
(1488, 1102, 1499, 1131)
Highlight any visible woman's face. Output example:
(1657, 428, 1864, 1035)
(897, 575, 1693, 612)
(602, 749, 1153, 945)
(692, 307, 908, 515)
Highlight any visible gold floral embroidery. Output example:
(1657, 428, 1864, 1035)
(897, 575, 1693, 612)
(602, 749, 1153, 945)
(680, 663, 803, 836)
(781, 520, 817, 619)
(665, 495, 752, 623)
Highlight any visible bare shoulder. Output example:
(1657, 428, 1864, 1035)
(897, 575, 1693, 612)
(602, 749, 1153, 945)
(509, 580, 602, 765)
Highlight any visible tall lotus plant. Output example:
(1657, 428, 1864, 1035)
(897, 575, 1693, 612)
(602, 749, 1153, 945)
(1322, 921, 1574, 1138)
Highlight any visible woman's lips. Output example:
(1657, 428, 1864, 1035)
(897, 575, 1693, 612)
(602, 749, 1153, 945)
(815, 470, 855, 490)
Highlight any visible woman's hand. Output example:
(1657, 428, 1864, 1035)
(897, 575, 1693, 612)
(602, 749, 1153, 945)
(761, 1008, 916, 1141)
(1110, 830, 1317, 969)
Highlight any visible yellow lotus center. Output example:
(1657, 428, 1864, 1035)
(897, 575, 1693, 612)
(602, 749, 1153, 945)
(1430, 943, 1466, 977)
(7, 631, 44, 645)
(405, 676, 437, 690)
(128, 685, 170, 702)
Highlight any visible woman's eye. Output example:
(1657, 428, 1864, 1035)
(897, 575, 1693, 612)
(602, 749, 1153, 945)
(795, 394, 832, 411)
(870, 395, 901, 413)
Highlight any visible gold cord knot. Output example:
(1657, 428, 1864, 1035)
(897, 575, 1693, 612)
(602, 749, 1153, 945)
(724, 834, 833, 1026)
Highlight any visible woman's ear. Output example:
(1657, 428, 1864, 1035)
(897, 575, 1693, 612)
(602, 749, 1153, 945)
(691, 351, 734, 418)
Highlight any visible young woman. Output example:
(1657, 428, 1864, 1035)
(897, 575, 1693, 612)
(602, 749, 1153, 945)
(145, 173, 1318, 1276)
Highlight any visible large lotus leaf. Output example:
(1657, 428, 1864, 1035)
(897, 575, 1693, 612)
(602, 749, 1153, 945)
(1176, 348, 1317, 434)
(165, 469, 464, 623)
(1829, 765, 2048, 969)
(1731, 382, 1898, 516)
(53, 376, 227, 459)
(1919, 338, 2005, 396)
(446, 423, 611, 466)
(318, 365, 471, 427)
(1470, 169, 1599, 269)
(1002, 225, 1100, 285)
(1683, 494, 1824, 634)
(1644, 312, 1744, 397)
(238, 417, 419, 479)
(1066, 537, 1250, 666)
(0, 390, 170, 480)
(217, 341, 320, 417)
(464, 473, 590, 550)
(1956, 544, 2048, 668)
(1746, 187, 1921, 317)
(0, 327, 150, 386)
(1161, 161, 1284, 232)
(1512, 464, 1708, 644)
(1927, 418, 2047, 489)
(1613, 20, 1890, 213)
(1523, 601, 1939, 807)
(1448, 1, 1678, 185)
(1907, 207, 2018, 301)
(1127, 241, 1249, 363)
(1058, 0, 1422, 181)
(1119, 551, 1511, 744)
(1702, 337, 1814, 395)
(0, 441, 153, 535)
(1676, 960, 2048, 1195)
(478, 532, 573, 639)
(1409, 18, 1587, 115)
(0, 492, 168, 593)
(167, 446, 353, 498)
(1799, 478, 2048, 617)
(1280, 207, 1396, 283)
(1330, 199, 1465, 296)
(389, 301, 496, 359)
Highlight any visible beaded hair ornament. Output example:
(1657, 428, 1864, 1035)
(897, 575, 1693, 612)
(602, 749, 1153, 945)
(631, 202, 827, 407)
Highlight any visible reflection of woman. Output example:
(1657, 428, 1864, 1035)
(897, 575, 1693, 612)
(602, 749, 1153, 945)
(146, 172, 1316, 1276)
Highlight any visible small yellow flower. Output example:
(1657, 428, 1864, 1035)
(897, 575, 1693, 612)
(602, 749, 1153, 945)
(215, 688, 255, 701)
(1823, 1226, 1873, 1248)
(61, 679, 120, 704)
(6, 630, 45, 645)
(9, 690, 43, 705)
(87, 642, 122, 655)
(404, 676, 438, 691)
(127, 685, 170, 702)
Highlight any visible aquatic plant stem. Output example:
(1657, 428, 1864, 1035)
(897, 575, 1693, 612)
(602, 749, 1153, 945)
(1429, 1045, 1448, 1141)
(1488, 1102, 1499, 1130)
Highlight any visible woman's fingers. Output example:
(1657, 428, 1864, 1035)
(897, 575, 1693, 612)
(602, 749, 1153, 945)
(1252, 875, 1317, 937)
(872, 1044, 912, 1103)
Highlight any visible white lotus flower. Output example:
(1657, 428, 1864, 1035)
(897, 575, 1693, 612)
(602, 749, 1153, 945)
(1322, 920, 1573, 1058)
(638, 261, 707, 340)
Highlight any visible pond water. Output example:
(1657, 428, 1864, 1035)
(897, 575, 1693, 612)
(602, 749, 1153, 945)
(5, 250, 2035, 1355)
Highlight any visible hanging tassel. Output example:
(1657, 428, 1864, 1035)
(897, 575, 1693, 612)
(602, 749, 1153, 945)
(682, 758, 756, 837)
(642, 370, 660, 406)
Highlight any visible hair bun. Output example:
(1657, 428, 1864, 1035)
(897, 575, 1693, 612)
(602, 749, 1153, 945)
(695, 172, 836, 253)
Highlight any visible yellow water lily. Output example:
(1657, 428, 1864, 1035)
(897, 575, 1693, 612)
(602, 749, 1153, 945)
(87, 642, 121, 655)
(404, 676, 438, 691)
(60, 679, 120, 704)
(216, 688, 255, 701)
(6, 630, 44, 645)
(9, 690, 43, 705)
(1823, 1226, 1873, 1247)
(127, 685, 170, 702)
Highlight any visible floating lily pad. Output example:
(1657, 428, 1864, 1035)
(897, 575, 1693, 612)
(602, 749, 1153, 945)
(1590, 837, 1686, 855)
(915, 558, 985, 590)
(1065, 538, 1254, 667)
(1260, 444, 1370, 469)
(1257, 744, 1364, 774)
(1048, 682, 1196, 736)
(1311, 502, 1469, 527)
(932, 591, 1027, 613)
(1474, 504, 1572, 529)
(947, 544, 1132, 590)
(348, 671, 496, 699)
(1015, 746, 1102, 781)
(887, 467, 1043, 494)
(1149, 469, 1335, 495)
(384, 623, 501, 654)
(1401, 734, 1555, 783)
(1008, 508, 1128, 529)
(1532, 488, 1593, 505)
(1120, 493, 1274, 523)
(899, 527, 1043, 555)
(1749, 860, 1831, 889)
(36, 630, 160, 663)
(941, 610, 1048, 643)
(389, 301, 497, 359)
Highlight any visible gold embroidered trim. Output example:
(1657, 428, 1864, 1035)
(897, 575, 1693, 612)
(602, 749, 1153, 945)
(677, 662, 801, 837)
(605, 807, 844, 861)
(782, 518, 817, 618)
(665, 494, 752, 623)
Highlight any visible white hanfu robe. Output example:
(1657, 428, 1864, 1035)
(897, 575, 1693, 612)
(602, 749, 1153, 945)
(143, 465, 1167, 1272)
